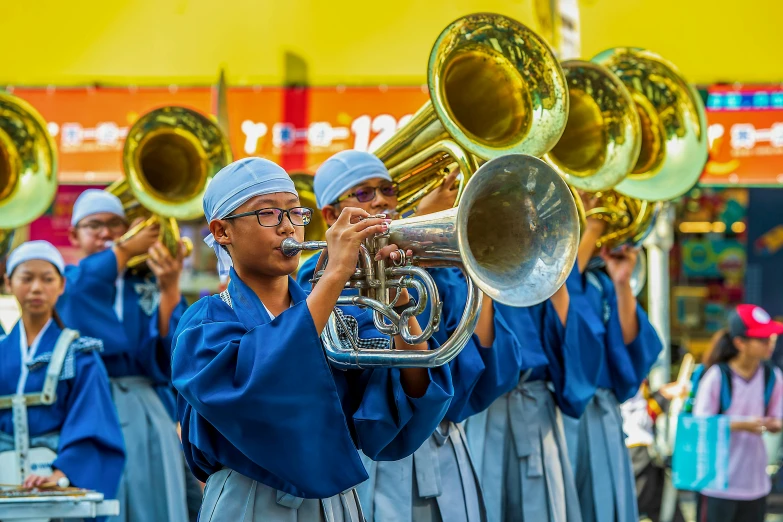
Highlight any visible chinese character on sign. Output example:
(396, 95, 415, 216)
(731, 124, 755, 149)
(273, 123, 296, 148)
(308, 122, 334, 148)
(61, 123, 84, 147)
(241, 120, 268, 154)
(770, 123, 783, 148)
(95, 122, 121, 147)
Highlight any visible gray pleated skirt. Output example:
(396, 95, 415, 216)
(465, 379, 582, 522)
(109, 376, 188, 522)
(200, 468, 364, 522)
(573, 388, 638, 522)
(357, 420, 485, 522)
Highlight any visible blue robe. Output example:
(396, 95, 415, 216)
(465, 261, 592, 522)
(564, 267, 663, 522)
(348, 268, 526, 522)
(295, 254, 321, 291)
(56, 248, 186, 413)
(57, 248, 190, 522)
(172, 268, 453, 517)
(0, 321, 125, 497)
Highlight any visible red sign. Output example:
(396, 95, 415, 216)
(11, 86, 429, 183)
(13, 87, 212, 183)
(701, 86, 783, 186)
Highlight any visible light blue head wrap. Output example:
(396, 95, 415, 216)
(71, 189, 126, 226)
(202, 157, 298, 279)
(7, 240, 65, 276)
(313, 150, 392, 209)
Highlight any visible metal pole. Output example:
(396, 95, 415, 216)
(643, 203, 679, 522)
(644, 203, 675, 390)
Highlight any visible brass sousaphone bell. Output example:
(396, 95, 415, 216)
(375, 13, 569, 215)
(0, 91, 58, 259)
(109, 106, 233, 268)
(544, 49, 708, 254)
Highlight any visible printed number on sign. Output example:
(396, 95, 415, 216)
(351, 114, 412, 153)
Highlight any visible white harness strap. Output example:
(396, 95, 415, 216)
(4, 328, 79, 483)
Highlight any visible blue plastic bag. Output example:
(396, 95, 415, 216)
(672, 414, 730, 491)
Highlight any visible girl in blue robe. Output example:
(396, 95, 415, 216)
(564, 210, 663, 522)
(0, 241, 125, 502)
(56, 189, 190, 522)
(173, 158, 453, 522)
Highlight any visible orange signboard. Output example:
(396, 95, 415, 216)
(13, 87, 213, 183)
(11, 85, 429, 183)
(701, 86, 783, 186)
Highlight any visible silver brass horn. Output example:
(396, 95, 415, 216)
(282, 154, 580, 369)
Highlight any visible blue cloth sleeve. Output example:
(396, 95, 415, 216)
(604, 281, 663, 403)
(53, 351, 125, 498)
(172, 299, 368, 499)
(445, 308, 523, 423)
(349, 307, 453, 461)
(538, 299, 600, 418)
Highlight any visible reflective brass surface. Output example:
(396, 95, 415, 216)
(376, 13, 568, 214)
(0, 93, 57, 226)
(585, 190, 660, 250)
(544, 60, 641, 193)
(116, 106, 232, 267)
(0, 91, 57, 257)
(592, 48, 708, 201)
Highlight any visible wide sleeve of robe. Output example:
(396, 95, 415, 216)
(58, 250, 124, 354)
(348, 304, 454, 460)
(172, 295, 373, 499)
(52, 341, 126, 498)
(599, 271, 663, 403)
(531, 296, 600, 418)
(422, 269, 524, 424)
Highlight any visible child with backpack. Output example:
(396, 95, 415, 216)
(693, 304, 783, 522)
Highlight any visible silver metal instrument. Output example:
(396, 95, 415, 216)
(283, 154, 580, 369)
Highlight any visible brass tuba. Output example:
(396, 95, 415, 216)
(282, 155, 580, 368)
(109, 106, 233, 268)
(375, 13, 569, 215)
(593, 48, 709, 202)
(548, 49, 707, 251)
(0, 92, 58, 259)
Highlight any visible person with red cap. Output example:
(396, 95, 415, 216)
(693, 304, 783, 522)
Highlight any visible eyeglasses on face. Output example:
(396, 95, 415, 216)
(336, 184, 397, 204)
(76, 218, 127, 233)
(224, 207, 313, 227)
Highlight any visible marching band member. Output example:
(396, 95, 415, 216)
(171, 157, 453, 521)
(565, 199, 663, 522)
(463, 261, 599, 522)
(299, 150, 525, 522)
(56, 190, 190, 522)
(0, 241, 125, 499)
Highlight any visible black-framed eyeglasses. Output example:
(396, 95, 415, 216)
(76, 218, 127, 233)
(336, 184, 398, 204)
(224, 207, 313, 227)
